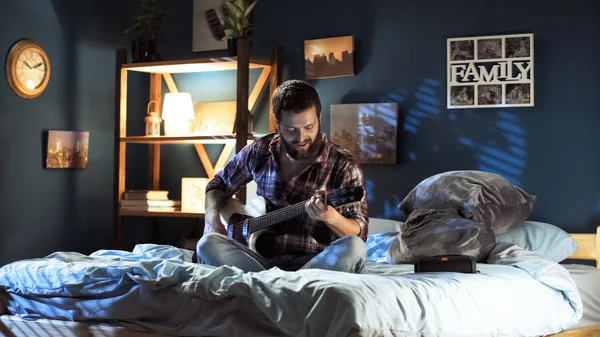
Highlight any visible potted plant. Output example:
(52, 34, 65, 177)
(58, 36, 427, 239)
(125, 0, 164, 62)
(220, 0, 257, 56)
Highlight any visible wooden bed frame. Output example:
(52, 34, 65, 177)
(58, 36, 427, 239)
(551, 226, 600, 337)
(1, 227, 599, 337)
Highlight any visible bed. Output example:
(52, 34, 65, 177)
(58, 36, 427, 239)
(0, 218, 599, 337)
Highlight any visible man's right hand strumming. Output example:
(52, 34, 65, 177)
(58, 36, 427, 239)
(204, 210, 227, 235)
(204, 189, 228, 235)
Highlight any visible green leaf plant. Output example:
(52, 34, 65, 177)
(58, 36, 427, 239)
(220, 0, 257, 39)
(124, 0, 165, 42)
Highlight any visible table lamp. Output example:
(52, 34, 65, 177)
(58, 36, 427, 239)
(162, 92, 195, 136)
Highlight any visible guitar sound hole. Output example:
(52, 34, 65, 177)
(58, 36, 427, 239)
(255, 232, 276, 258)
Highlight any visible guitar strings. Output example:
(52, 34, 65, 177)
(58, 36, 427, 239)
(232, 189, 354, 232)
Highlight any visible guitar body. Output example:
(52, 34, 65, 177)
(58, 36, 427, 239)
(221, 196, 270, 252)
(220, 186, 365, 258)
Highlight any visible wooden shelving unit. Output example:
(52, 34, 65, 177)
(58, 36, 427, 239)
(113, 45, 282, 249)
(120, 134, 262, 144)
(119, 209, 205, 218)
(121, 57, 271, 73)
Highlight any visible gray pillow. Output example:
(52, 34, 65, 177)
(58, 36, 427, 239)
(398, 170, 536, 235)
(386, 208, 496, 264)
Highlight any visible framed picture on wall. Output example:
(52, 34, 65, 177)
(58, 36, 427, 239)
(45, 130, 89, 169)
(447, 33, 534, 109)
(330, 103, 398, 164)
(304, 35, 355, 80)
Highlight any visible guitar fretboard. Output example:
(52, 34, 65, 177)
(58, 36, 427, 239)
(242, 200, 307, 233)
(231, 187, 363, 235)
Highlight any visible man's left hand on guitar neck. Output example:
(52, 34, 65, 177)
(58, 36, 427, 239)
(305, 190, 361, 238)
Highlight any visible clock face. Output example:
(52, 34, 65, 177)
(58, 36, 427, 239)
(15, 47, 48, 90)
(6, 39, 51, 99)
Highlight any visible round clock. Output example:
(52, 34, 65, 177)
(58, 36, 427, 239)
(5, 39, 51, 99)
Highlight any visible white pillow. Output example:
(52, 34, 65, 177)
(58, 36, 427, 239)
(495, 221, 578, 262)
(368, 218, 401, 235)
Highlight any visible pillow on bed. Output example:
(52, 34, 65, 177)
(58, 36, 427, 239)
(496, 221, 578, 262)
(386, 208, 496, 264)
(398, 170, 536, 235)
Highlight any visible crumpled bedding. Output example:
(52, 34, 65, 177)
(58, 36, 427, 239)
(0, 242, 583, 337)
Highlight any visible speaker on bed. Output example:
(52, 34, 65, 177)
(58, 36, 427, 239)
(414, 255, 477, 274)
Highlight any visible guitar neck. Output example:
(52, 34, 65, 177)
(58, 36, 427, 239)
(232, 186, 364, 236)
(245, 200, 308, 234)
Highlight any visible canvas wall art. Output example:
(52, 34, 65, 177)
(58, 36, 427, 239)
(330, 103, 398, 164)
(45, 130, 89, 169)
(304, 35, 354, 80)
(447, 33, 534, 109)
(192, 0, 228, 52)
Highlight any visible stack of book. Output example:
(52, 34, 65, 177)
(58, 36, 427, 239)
(120, 190, 181, 212)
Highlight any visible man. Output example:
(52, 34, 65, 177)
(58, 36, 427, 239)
(197, 79, 368, 273)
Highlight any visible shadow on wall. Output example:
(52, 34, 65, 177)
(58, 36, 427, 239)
(250, 0, 377, 85)
(47, 0, 150, 253)
(47, 0, 79, 249)
(50, 0, 135, 47)
(347, 1, 376, 77)
(340, 77, 529, 220)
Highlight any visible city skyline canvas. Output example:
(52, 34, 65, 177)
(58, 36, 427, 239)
(330, 103, 398, 164)
(45, 130, 89, 169)
(304, 35, 355, 80)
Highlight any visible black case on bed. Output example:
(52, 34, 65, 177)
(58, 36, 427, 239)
(414, 255, 477, 274)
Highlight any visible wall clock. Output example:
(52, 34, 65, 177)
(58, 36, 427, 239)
(5, 39, 51, 99)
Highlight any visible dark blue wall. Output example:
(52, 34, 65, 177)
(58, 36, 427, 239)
(247, 0, 600, 232)
(0, 0, 143, 266)
(158, 0, 600, 233)
(1, 0, 598, 265)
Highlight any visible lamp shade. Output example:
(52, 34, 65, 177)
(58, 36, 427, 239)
(162, 93, 195, 121)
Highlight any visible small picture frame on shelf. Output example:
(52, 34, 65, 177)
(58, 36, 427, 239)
(181, 178, 208, 213)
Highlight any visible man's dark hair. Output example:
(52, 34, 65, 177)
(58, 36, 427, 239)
(272, 80, 321, 122)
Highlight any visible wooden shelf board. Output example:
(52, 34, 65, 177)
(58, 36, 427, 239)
(119, 209, 205, 218)
(122, 57, 271, 74)
(121, 134, 263, 144)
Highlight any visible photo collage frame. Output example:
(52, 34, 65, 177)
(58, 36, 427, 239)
(447, 33, 534, 109)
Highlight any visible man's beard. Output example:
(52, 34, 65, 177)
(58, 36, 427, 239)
(280, 130, 321, 160)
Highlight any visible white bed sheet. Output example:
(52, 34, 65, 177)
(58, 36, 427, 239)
(0, 240, 584, 337)
(366, 217, 600, 333)
(563, 264, 600, 329)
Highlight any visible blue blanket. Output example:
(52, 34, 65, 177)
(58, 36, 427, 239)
(0, 241, 583, 337)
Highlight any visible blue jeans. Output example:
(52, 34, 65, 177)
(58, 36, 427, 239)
(196, 233, 367, 273)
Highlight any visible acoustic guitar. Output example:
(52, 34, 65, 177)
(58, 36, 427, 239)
(220, 186, 365, 256)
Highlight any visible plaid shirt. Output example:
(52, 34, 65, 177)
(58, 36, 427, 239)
(206, 132, 369, 256)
